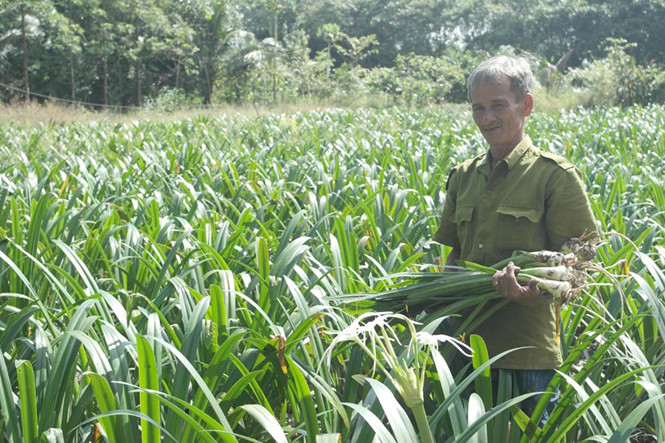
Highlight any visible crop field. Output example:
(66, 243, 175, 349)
(1, 105, 665, 442)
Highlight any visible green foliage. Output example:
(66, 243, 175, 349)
(0, 106, 664, 440)
(2, 0, 665, 108)
(366, 50, 485, 106)
(144, 87, 193, 112)
(568, 39, 665, 107)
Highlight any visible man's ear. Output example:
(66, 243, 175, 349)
(523, 93, 534, 116)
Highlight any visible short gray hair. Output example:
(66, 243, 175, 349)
(467, 56, 535, 102)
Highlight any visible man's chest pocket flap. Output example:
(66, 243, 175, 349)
(496, 205, 543, 223)
(454, 205, 474, 224)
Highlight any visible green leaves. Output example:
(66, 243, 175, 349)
(137, 335, 161, 443)
(87, 373, 118, 442)
(0, 346, 21, 442)
(355, 376, 419, 442)
(470, 334, 493, 434)
(1, 107, 665, 442)
(17, 361, 38, 443)
(240, 404, 288, 443)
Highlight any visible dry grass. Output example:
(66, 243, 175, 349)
(0, 101, 343, 126)
(0, 95, 573, 127)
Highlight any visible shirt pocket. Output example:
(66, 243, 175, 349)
(455, 205, 474, 223)
(497, 205, 542, 223)
(453, 205, 474, 246)
(496, 204, 545, 252)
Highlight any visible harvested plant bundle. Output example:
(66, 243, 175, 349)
(350, 237, 597, 317)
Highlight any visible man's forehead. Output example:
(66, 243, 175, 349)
(470, 78, 517, 102)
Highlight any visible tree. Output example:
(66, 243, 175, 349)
(333, 33, 378, 68)
(99, 0, 184, 106)
(50, 0, 84, 101)
(1, 1, 46, 102)
(82, 4, 115, 105)
(301, 0, 449, 67)
(182, 0, 241, 104)
(316, 23, 341, 76)
(440, 0, 665, 68)
(19, 2, 30, 101)
(0, 0, 76, 103)
(242, 0, 298, 102)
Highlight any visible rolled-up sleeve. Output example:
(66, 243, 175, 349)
(433, 168, 461, 248)
(544, 166, 597, 250)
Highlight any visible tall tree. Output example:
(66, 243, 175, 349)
(300, 0, 450, 67)
(183, 0, 241, 104)
(1, 0, 85, 103)
(440, 0, 665, 67)
(262, 0, 296, 101)
(49, 0, 83, 101)
(20, 2, 29, 101)
(101, 0, 179, 106)
(81, 3, 114, 105)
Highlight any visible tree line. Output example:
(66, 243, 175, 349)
(1, 0, 664, 108)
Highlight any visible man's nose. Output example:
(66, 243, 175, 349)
(481, 109, 497, 124)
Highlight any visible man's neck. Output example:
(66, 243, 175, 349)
(489, 147, 511, 170)
(488, 136, 525, 170)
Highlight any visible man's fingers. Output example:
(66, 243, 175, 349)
(492, 263, 544, 303)
(527, 278, 541, 295)
(492, 270, 501, 289)
(493, 264, 522, 294)
(505, 261, 523, 278)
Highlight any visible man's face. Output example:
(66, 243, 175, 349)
(470, 76, 533, 153)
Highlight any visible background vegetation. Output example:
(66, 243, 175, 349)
(2, 1, 665, 441)
(1, 0, 665, 109)
(1, 106, 665, 441)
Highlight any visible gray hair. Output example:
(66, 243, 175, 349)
(467, 56, 535, 102)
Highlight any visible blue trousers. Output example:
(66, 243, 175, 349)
(492, 368, 559, 427)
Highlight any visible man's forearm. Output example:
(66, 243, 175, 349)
(444, 246, 461, 271)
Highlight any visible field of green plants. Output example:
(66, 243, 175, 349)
(1, 105, 665, 442)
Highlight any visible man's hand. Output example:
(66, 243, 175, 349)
(492, 262, 546, 307)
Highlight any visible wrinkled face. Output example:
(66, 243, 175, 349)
(470, 76, 533, 153)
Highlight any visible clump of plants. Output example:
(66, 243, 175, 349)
(346, 236, 599, 323)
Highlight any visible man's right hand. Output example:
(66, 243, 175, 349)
(492, 262, 546, 307)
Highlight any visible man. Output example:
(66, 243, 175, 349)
(433, 55, 596, 421)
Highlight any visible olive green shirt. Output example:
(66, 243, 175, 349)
(434, 136, 596, 369)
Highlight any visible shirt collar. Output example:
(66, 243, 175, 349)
(503, 136, 533, 169)
(479, 135, 533, 175)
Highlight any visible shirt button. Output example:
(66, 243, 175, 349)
(478, 243, 484, 249)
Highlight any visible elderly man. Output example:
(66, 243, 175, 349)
(433, 55, 596, 421)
